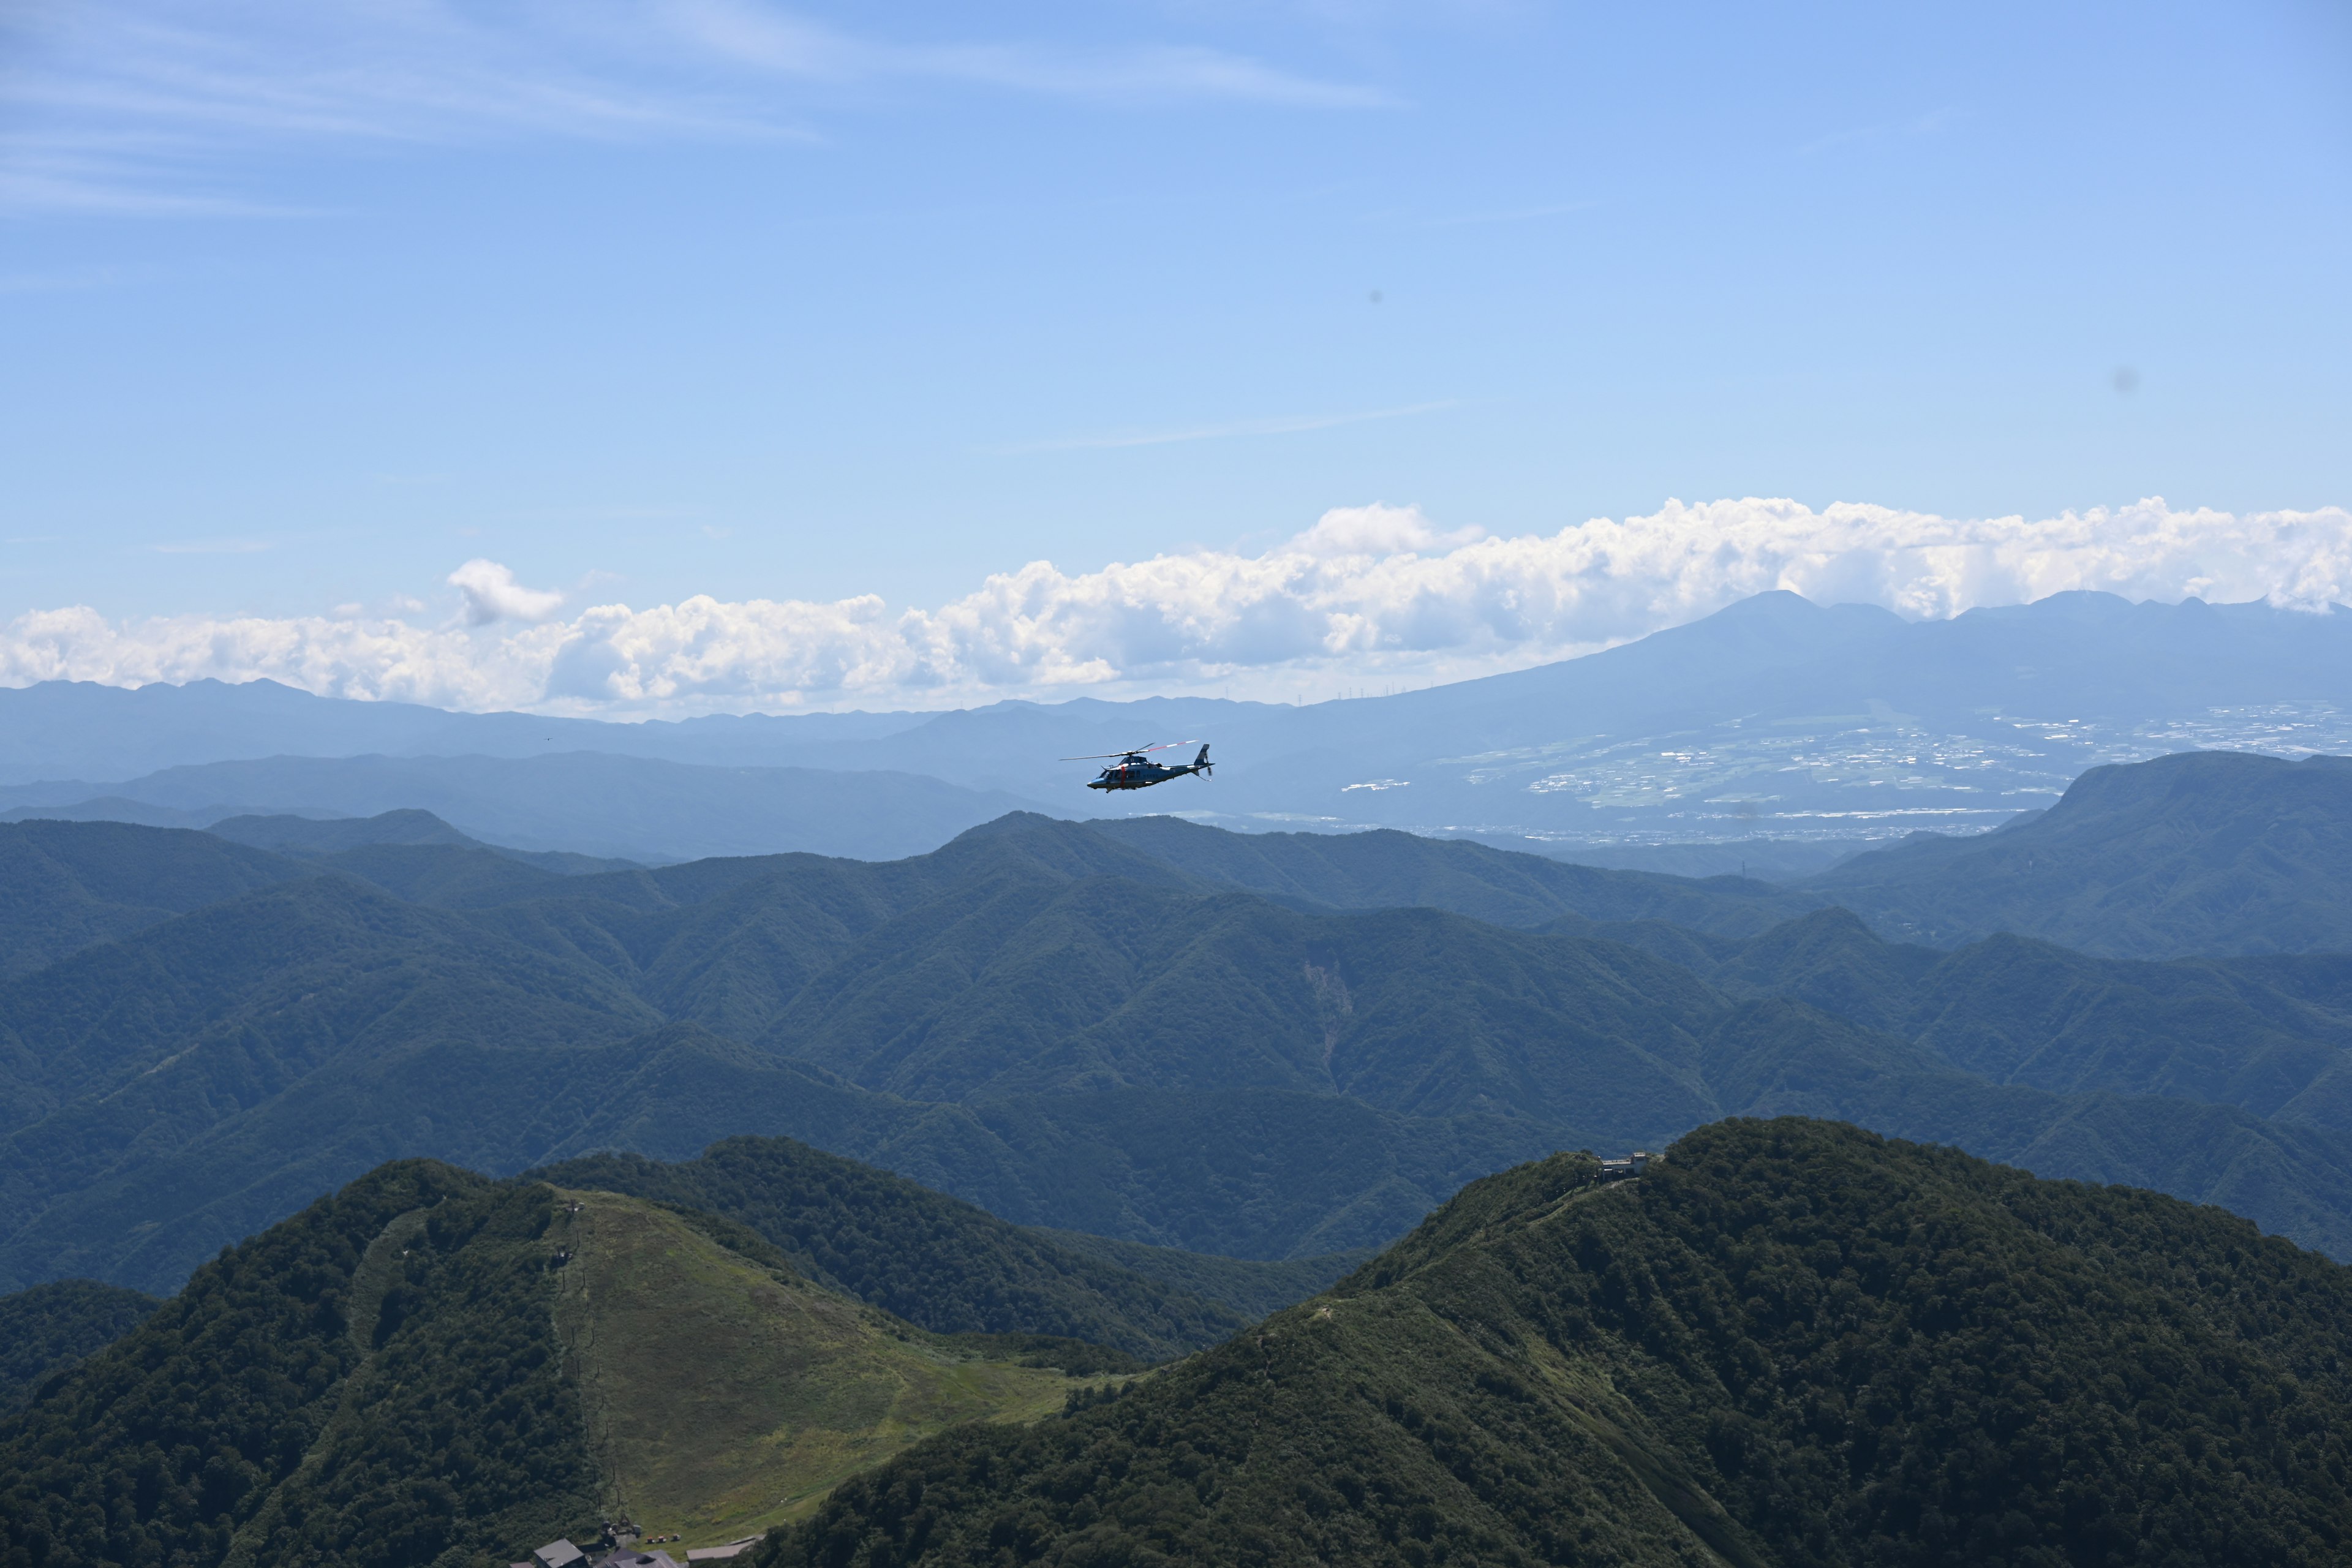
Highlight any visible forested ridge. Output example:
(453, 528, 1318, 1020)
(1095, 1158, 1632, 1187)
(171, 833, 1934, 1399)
(767, 1119, 2352, 1568)
(15, 761, 2352, 1297)
(0, 1142, 1250, 1568)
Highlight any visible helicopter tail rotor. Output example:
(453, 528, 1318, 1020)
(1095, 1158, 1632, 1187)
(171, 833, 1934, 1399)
(1193, 744, 1212, 778)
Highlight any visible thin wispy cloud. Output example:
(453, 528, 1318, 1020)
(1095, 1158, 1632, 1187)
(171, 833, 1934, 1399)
(1427, 199, 1597, 227)
(0, 264, 154, 295)
(991, 399, 1458, 454)
(150, 538, 270, 555)
(1796, 107, 1958, 157)
(0, 1, 1385, 216)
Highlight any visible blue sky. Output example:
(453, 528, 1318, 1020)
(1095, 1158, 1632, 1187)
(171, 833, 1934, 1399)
(0, 1, 2347, 713)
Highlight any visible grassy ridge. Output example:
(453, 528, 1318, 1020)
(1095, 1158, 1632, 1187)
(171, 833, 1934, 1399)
(533, 1138, 1295, 1360)
(0, 1156, 1164, 1568)
(552, 1191, 1088, 1541)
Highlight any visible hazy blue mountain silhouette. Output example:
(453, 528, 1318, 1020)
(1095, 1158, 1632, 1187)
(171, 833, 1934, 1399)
(7, 590, 2351, 858)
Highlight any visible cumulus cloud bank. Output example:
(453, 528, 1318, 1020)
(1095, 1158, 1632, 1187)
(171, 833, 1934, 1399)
(4, 496, 2347, 715)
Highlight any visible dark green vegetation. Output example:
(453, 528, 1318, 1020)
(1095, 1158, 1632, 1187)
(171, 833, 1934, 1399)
(12, 748, 2352, 1295)
(769, 1120, 2352, 1568)
(1604, 905, 2352, 1118)
(1029, 1231, 1373, 1322)
(1807, 751, 2352, 958)
(0, 819, 303, 979)
(533, 1136, 1354, 1360)
(0, 1278, 156, 1411)
(0, 1161, 603, 1568)
(1082, 815, 1815, 935)
(0, 1157, 1150, 1567)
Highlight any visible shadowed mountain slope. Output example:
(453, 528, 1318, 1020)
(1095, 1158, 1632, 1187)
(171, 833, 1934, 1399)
(1600, 905, 2352, 1125)
(1808, 750, 2352, 957)
(0, 819, 307, 979)
(0, 1158, 1115, 1568)
(770, 1118, 2352, 1568)
(0, 1278, 157, 1412)
(19, 809, 2352, 1292)
(1084, 815, 1819, 934)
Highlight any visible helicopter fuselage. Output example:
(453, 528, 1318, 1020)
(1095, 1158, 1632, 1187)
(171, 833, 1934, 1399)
(1088, 760, 1204, 790)
(1074, 743, 1213, 790)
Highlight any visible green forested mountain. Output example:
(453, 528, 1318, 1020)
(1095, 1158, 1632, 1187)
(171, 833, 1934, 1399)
(0, 819, 305, 979)
(1083, 814, 1818, 933)
(210, 808, 641, 876)
(1602, 905, 2352, 1121)
(0, 1161, 564, 1568)
(23, 1124, 2352, 1568)
(0, 1278, 157, 1410)
(12, 800, 2352, 1294)
(1808, 750, 2352, 957)
(771, 1119, 2352, 1568)
(0, 1157, 1142, 1567)
(1030, 1229, 1374, 1321)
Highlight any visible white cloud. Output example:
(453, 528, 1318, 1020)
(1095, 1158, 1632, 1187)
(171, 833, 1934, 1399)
(447, 559, 565, 625)
(4, 496, 2349, 715)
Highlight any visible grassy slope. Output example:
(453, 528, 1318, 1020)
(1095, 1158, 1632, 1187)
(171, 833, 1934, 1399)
(767, 1118, 2352, 1568)
(0, 1156, 1131, 1568)
(552, 1191, 1090, 1541)
(532, 1139, 1254, 1359)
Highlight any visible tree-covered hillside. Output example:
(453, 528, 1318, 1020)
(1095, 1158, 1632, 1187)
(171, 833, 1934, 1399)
(0, 818, 304, 979)
(1082, 814, 1817, 934)
(1602, 904, 2352, 1122)
(1809, 750, 2352, 957)
(769, 1118, 2352, 1568)
(0, 1157, 1136, 1568)
(15, 803, 2352, 1292)
(0, 1278, 157, 1411)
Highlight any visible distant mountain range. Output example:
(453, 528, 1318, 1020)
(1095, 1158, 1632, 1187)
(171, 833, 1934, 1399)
(0, 754, 1058, 864)
(9, 746, 2352, 1302)
(5, 590, 2351, 862)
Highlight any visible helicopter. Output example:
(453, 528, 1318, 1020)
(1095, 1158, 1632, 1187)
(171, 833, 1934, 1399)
(1063, 741, 1215, 791)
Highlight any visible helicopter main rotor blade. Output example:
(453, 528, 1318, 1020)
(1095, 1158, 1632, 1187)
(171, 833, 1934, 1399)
(1055, 740, 1205, 761)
